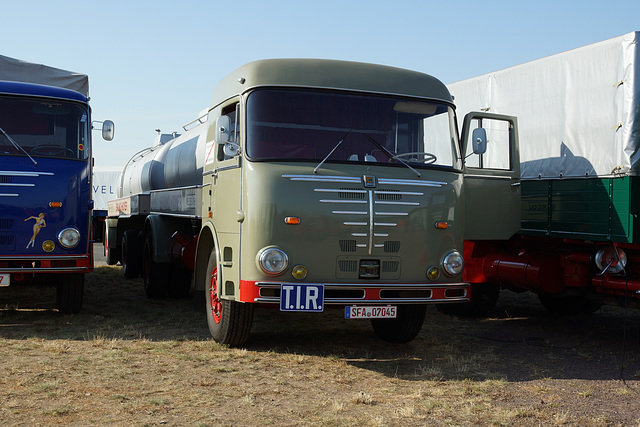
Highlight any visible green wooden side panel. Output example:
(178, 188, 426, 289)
(521, 177, 637, 243)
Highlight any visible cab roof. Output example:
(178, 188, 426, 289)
(210, 59, 453, 107)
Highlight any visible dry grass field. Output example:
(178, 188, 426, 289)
(1, 265, 640, 426)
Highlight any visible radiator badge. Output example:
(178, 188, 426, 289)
(363, 175, 376, 188)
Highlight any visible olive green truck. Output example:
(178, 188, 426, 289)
(106, 59, 520, 345)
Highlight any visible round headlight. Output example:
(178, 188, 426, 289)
(442, 251, 464, 276)
(57, 227, 81, 249)
(258, 247, 289, 275)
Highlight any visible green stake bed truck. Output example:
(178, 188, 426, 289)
(106, 59, 519, 345)
(448, 31, 640, 314)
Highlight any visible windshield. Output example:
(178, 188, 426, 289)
(246, 89, 460, 169)
(0, 96, 90, 160)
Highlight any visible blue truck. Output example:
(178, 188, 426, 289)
(0, 55, 113, 313)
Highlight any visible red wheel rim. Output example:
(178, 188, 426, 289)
(209, 266, 222, 324)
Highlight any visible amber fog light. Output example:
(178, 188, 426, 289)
(427, 267, 440, 281)
(291, 265, 308, 280)
(42, 240, 55, 252)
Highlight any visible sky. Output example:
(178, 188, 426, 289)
(1, 0, 639, 168)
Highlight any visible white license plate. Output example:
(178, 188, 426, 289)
(0, 273, 9, 287)
(280, 284, 324, 312)
(345, 306, 397, 319)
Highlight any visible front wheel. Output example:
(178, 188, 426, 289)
(205, 251, 253, 346)
(370, 304, 426, 343)
(56, 273, 84, 314)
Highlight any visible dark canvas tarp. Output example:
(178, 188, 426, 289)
(0, 54, 89, 97)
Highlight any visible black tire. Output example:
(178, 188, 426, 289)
(142, 233, 170, 299)
(168, 265, 192, 298)
(122, 230, 141, 279)
(56, 273, 84, 314)
(538, 293, 602, 315)
(205, 250, 253, 346)
(371, 304, 426, 344)
(436, 283, 500, 317)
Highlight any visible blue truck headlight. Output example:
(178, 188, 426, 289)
(442, 250, 464, 276)
(58, 227, 81, 249)
(258, 247, 289, 275)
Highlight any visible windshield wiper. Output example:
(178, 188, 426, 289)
(313, 129, 352, 174)
(0, 125, 37, 165)
(361, 133, 420, 177)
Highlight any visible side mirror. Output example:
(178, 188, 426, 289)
(102, 120, 115, 141)
(216, 115, 231, 144)
(472, 127, 487, 155)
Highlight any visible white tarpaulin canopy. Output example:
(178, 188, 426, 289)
(0, 54, 89, 97)
(449, 31, 640, 180)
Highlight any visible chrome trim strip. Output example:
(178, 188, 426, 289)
(0, 193, 19, 197)
(1, 267, 89, 273)
(284, 174, 361, 183)
(378, 178, 446, 187)
(320, 199, 367, 204)
(255, 296, 469, 304)
(368, 189, 374, 254)
(374, 200, 419, 206)
(0, 171, 55, 176)
(255, 282, 469, 289)
(0, 183, 34, 187)
(0, 255, 89, 261)
(315, 188, 366, 194)
(332, 210, 367, 215)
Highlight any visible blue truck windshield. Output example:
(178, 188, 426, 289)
(246, 89, 460, 169)
(0, 96, 90, 160)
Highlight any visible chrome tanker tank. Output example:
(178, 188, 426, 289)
(119, 113, 208, 197)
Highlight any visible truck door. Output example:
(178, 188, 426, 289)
(209, 102, 243, 293)
(461, 112, 520, 240)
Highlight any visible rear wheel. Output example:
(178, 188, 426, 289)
(142, 233, 170, 299)
(56, 273, 84, 314)
(371, 304, 426, 343)
(122, 230, 141, 278)
(205, 251, 253, 346)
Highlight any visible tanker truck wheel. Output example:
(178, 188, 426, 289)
(56, 273, 84, 314)
(122, 230, 141, 279)
(370, 304, 426, 343)
(205, 251, 253, 346)
(142, 233, 170, 299)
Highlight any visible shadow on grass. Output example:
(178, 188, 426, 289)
(1, 266, 639, 383)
